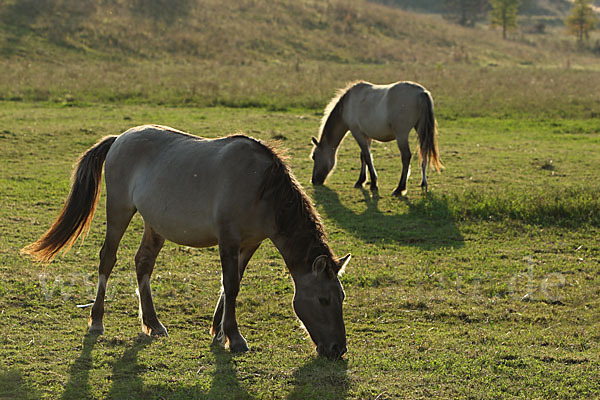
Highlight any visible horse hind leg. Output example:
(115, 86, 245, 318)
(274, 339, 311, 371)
(89, 203, 135, 334)
(420, 156, 428, 193)
(135, 223, 167, 336)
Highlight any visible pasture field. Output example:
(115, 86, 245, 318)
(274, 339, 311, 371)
(1, 102, 599, 399)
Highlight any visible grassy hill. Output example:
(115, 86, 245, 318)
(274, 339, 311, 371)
(376, 0, 599, 17)
(0, 0, 599, 116)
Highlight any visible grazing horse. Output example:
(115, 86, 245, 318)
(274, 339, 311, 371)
(22, 125, 351, 360)
(311, 81, 443, 196)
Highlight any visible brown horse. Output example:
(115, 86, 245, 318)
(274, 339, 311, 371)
(311, 81, 443, 196)
(22, 125, 351, 359)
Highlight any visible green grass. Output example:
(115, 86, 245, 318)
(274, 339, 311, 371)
(1, 102, 599, 399)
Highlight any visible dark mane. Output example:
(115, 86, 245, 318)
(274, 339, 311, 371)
(257, 141, 334, 268)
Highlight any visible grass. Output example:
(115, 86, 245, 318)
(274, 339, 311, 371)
(1, 102, 599, 399)
(1, 0, 599, 398)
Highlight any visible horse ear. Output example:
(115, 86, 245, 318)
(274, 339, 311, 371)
(337, 253, 351, 276)
(311, 137, 319, 147)
(312, 255, 328, 276)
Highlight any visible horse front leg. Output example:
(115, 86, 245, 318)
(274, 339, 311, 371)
(392, 139, 412, 197)
(354, 152, 367, 189)
(211, 243, 260, 345)
(214, 242, 248, 352)
(353, 134, 377, 192)
(135, 224, 167, 336)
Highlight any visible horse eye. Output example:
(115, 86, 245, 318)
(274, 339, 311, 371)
(319, 297, 330, 306)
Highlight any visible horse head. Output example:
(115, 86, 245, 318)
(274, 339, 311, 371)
(292, 253, 351, 359)
(310, 137, 336, 185)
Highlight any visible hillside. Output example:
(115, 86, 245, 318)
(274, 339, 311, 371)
(1, 0, 598, 64)
(375, 0, 599, 17)
(0, 0, 598, 116)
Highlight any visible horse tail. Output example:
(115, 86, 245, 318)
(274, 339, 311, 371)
(21, 136, 118, 263)
(417, 91, 443, 172)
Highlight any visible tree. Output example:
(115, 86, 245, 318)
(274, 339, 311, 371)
(443, 0, 489, 27)
(489, 0, 520, 39)
(565, 0, 598, 45)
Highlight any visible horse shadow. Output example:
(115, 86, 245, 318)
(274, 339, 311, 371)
(104, 335, 154, 399)
(60, 333, 100, 400)
(312, 186, 464, 249)
(205, 345, 251, 399)
(59, 332, 348, 399)
(61, 333, 153, 400)
(0, 368, 41, 399)
(287, 358, 349, 400)
(60, 333, 251, 399)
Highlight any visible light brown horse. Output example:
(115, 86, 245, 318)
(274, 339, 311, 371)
(311, 81, 443, 196)
(22, 125, 351, 359)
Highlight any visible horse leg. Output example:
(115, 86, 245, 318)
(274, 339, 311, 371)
(88, 204, 135, 334)
(211, 243, 260, 344)
(352, 132, 378, 191)
(392, 136, 412, 197)
(135, 223, 167, 336)
(354, 138, 372, 189)
(420, 156, 428, 192)
(214, 239, 248, 352)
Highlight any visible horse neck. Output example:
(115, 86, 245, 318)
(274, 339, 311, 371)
(271, 229, 332, 279)
(320, 113, 348, 151)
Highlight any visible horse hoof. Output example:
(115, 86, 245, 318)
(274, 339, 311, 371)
(143, 322, 169, 337)
(392, 189, 407, 198)
(229, 341, 249, 353)
(370, 184, 378, 192)
(87, 322, 104, 335)
(354, 181, 364, 189)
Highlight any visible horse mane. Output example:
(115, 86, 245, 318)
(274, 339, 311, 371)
(318, 81, 366, 141)
(256, 139, 335, 268)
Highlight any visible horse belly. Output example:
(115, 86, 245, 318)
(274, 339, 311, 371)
(359, 115, 395, 142)
(132, 174, 270, 249)
(350, 97, 395, 141)
(136, 196, 220, 248)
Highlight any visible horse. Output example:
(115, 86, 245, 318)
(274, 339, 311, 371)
(22, 125, 351, 360)
(311, 81, 443, 196)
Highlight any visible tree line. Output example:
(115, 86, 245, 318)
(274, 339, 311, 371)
(443, 0, 597, 43)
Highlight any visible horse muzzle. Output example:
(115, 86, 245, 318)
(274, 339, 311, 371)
(311, 174, 325, 185)
(317, 343, 347, 360)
